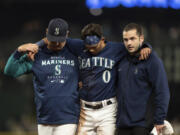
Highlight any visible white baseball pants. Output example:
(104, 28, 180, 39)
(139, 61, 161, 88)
(38, 124, 77, 135)
(76, 97, 117, 135)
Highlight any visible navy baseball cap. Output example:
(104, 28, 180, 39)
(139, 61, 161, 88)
(46, 18, 68, 42)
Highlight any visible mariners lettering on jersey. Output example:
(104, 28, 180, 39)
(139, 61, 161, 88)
(40, 56, 75, 84)
(79, 57, 115, 69)
(41, 59, 75, 66)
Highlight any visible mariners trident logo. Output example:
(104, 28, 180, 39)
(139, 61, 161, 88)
(54, 28, 60, 35)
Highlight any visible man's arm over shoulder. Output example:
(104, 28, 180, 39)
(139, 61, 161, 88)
(147, 51, 170, 125)
(114, 41, 125, 51)
(36, 38, 84, 56)
(142, 42, 152, 50)
(139, 42, 152, 60)
(66, 38, 84, 56)
(110, 42, 127, 60)
(36, 39, 46, 47)
(4, 50, 33, 78)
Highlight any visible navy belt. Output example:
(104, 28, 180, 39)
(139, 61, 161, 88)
(84, 100, 112, 109)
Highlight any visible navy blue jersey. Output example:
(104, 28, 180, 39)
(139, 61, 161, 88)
(4, 43, 80, 125)
(66, 39, 126, 101)
(116, 51, 170, 127)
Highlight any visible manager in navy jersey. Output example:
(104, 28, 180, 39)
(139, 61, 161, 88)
(28, 23, 151, 135)
(4, 18, 80, 135)
(116, 23, 170, 135)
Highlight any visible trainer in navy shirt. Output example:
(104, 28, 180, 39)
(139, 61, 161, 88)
(116, 23, 170, 135)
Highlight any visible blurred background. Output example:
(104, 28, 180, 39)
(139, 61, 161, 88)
(0, 0, 180, 134)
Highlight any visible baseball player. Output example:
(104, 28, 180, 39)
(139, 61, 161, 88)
(4, 18, 80, 135)
(116, 23, 170, 135)
(64, 23, 151, 135)
(30, 23, 151, 135)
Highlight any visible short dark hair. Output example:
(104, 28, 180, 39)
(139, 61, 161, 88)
(123, 23, 144, 36)
(81, 23, 103, 40)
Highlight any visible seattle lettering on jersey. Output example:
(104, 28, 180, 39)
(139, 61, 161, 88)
(79, 56, 115, 69)
(41, 59, 75, 66)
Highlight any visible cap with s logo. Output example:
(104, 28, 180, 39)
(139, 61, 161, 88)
(46, 18, 68, 42)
